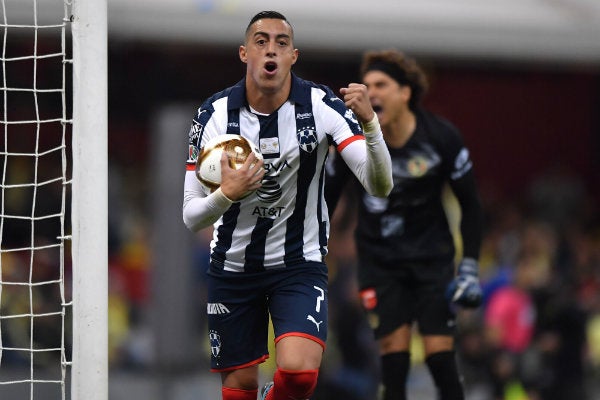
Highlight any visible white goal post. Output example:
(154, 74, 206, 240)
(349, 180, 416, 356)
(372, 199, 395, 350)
(71, 0, 108, 399)
(0, 0, 107, 399)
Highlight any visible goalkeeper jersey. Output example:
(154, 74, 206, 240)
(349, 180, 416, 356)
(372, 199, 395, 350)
(185, 74, 366, 272)
(325, 108, 483, 265)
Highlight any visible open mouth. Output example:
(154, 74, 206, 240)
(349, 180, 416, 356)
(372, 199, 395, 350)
(265, 61, 277, 73)
(372, 104, 383, 113)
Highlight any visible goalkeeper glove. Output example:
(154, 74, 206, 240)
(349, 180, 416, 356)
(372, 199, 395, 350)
(446, 258, 483, 308)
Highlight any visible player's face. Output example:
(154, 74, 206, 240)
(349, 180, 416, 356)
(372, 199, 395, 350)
(363, 70, 411, 127)
(240, 18, 298, 95)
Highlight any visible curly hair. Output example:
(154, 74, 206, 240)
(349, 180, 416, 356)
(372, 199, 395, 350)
(360, 49, 429, 111)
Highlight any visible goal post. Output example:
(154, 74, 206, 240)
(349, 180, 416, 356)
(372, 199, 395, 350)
(70, 0, 108, 399)
(0, 0, 107, 398)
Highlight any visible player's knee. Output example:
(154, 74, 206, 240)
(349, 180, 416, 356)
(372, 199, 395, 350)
(274, 368, 319, 399)
(221, 367, 260, 391)
(222, 386, 258, 400)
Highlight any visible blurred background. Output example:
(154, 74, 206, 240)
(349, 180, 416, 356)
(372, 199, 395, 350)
(2, 0, 600, 399)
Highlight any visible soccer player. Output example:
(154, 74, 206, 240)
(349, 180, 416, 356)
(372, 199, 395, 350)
(182, 11, 393, 400)
(325, 49, 484, 400)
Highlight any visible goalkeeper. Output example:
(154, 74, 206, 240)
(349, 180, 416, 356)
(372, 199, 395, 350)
(325, 49, 484, 400)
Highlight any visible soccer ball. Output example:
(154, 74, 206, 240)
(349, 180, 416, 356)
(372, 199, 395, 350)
(195, 134, 263, 197)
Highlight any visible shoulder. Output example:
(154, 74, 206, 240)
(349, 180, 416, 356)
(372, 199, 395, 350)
(417, 108, 464, 149)
(418, 109, 460, 137)
(291, 74, 338, 105)
(291, 75, 337, 103)
(291, 74, 353, 123)
(200, 79, 244, 111)
(293, 74, 333, 93)
(192, 80, 244, 127)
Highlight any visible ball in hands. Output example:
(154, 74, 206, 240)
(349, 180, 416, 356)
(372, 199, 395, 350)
(195, 134, 263, 197)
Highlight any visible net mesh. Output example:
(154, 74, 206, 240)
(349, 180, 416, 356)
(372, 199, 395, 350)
(0, 0, 72, 398)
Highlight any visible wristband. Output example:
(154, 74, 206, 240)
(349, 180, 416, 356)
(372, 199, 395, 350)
(213, 187, 234, 205)
(361, 113, 379, 135)
(361, 114, 384, 145)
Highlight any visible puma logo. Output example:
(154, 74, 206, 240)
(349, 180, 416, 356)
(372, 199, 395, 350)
(307, 315, 323, 332)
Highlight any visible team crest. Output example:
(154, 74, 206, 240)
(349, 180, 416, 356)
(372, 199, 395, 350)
(407, 156, 429, 177)
(297, 127, 318, 153)
(209, 330, 222, 359)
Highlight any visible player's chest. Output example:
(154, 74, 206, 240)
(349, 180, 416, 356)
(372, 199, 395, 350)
(237, 107, 327, 162)
(386, 141, 444, 198)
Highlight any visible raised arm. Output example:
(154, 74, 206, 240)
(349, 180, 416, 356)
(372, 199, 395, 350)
(338, 83, 392, 197)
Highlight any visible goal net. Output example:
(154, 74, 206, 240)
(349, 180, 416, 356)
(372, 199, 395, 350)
(0, 1, 107, 399)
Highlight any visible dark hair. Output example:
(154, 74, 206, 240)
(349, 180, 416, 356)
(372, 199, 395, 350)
(245, 11, 293, 37)
(361, 49, 428, 111)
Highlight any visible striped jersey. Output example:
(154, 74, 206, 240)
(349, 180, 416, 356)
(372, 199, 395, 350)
(186, 74, 364, 272)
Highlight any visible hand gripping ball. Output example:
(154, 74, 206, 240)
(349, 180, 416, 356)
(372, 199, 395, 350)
(195, 134, 263, 197)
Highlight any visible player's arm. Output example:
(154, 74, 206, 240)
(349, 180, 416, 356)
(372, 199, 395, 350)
(183, 152, 263, 232)
(182, 106, 262, 232)
(338, 83, 393, 197)
(183, 170, 233, 232)
(446, 148, 484, 308)
(449, 170, 483, 261)
(183, 110, 232, 232)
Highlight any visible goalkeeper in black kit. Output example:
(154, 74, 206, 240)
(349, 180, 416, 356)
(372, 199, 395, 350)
(325, 49, 484, 400)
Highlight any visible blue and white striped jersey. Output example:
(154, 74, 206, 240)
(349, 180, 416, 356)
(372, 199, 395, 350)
(185, 74, 366, 272)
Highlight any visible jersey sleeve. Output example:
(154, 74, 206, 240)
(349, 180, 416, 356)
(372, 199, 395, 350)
(182, 102, 233, 232)
(428, 113, 483, 261)
(317, 89, 392, 198)
(186, 105, 213, 171)
(182, 171, 233, 232)
(449, 170, 483, 260)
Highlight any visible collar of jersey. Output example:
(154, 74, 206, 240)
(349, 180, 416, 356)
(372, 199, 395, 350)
(228, 73, 310, 111)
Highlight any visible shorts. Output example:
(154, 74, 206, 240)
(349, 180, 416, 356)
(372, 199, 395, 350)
(205, 261, 328, 371)
(357, 257, 456, 339)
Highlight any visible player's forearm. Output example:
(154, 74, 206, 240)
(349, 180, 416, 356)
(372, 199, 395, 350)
(460, 208, 483, 260)
(452, 173, 484, 260)
(339, 137, 392, 197)
(182, 172, 233, 231)
(362, 115, 393, 197)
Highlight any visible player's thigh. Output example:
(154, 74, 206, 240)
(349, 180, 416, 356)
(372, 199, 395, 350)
(359, 271, 415, 340)
(206, 267, 270, 370)
(422, 334, 455, 356)
(378, 324, 412, 354)
(268, 262, 328, 350)
(415, 261, 456, 336)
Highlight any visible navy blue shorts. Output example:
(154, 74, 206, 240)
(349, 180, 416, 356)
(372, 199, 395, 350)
(205, 261, 328, 371)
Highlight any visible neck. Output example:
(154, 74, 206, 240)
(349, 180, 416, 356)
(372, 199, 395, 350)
(245, 75, 291, 115)
(382, 110, 416, 148)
